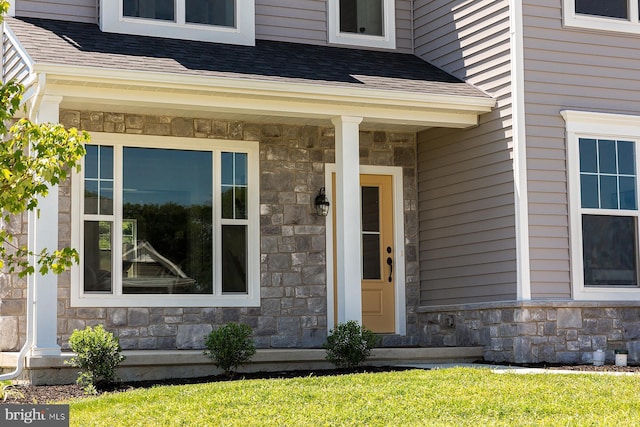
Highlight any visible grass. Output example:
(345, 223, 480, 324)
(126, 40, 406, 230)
(68, 367, 640, 426)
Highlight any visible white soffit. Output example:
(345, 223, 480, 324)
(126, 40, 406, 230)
(30, 64, 495, 130)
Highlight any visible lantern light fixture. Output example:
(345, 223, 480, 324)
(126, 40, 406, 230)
(314, 187, 330, 216)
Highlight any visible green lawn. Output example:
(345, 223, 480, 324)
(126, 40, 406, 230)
(69, 367, 640, 426)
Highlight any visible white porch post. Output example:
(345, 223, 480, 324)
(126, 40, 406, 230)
(331, 116, 363, 324)
(29, 95, 63, 357)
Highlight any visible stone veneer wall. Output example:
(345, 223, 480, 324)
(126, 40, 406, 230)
(0, 110, 419, 351)
(0, 212, 27, 351)
(417, 301, 640, 364)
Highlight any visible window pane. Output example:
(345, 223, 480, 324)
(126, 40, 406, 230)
(99, 182, 114, 216)
(85, 145, 98, 179)
(580, 174, 599, 208)
(340, 0, 384, 36)
(235, 187, 247, 219)
(583, 215, 637, 286)
(620, 176, 637, 210)
(600, 175, 619, 209)
(235, 153, 247, 185)
(221, 186, 234, 218)
(362, 186, 380, 232)
(222, 225, 247, 293)
(575, 0, 628, 19)
(362, 234, 381, 280)
(122, 147, 213, 295)
(85, 181, 99, 215)
(186, 0, 235, 27)
(579, 138, 597, 173)
(84, 221, 113, 293)
(618, 140, 635, 175)
(100, 146, 114, 179)
(221, 152, 233, 185)
(598, 139, 617, 174)
(124, 0, 175, 21)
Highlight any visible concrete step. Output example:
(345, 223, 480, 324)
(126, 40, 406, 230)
(1, 346, 484, 385)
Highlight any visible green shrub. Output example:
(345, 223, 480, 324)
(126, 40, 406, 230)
(324, 320, 379, 369)
(204, 322, 256, 376)
(66, 325, 125, 393)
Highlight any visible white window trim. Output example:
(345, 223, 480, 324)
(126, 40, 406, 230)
(563, 110, 640, 301)
(71, 133, 260, 307)
(563, 0, 640, 35)
(327, 0, 396, 50)
(100, 0, 255, 46)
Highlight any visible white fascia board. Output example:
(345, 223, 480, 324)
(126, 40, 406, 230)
(46, 82, 481, 128)
(32, 63, 495, 114)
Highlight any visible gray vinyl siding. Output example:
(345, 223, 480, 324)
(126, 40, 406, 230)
(522, 0, 640, 298)
(14, 0, 412, 52)
(255, 0, 414, 52)
(414, 0, 517, 306)
(15, 0, 98, 23)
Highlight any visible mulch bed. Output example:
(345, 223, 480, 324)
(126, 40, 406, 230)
(3, 364, 639, 405)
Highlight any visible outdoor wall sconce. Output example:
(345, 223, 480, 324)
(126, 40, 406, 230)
(315, 187, 330, 216)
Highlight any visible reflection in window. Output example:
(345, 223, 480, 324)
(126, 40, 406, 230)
(84, 221, 113, 293)
(575, 0, 628, 19)
(340, 0, 384, 36)
(122, 147, 213, 294)
(186, 0, 235, 27)
(362, 186, 381, 280)
(124, 0, 175, 21)
(222, 225, 247, 293)
(583, 215, 638, 286)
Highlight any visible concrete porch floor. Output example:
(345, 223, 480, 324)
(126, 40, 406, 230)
(1, 346, 484, 385)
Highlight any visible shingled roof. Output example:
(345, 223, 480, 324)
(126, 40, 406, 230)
(5, 17, 488, 99)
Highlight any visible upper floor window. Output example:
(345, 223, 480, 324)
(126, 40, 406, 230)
(100, 0, 255, 46)
(564, 0, 640, 34)
(328, 0, 396, 49)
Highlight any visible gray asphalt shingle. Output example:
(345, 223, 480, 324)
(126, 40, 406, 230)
(6, 17, 488, 99)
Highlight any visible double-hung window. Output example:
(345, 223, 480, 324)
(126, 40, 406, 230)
(328, 0, 396, 49)
(563, 0, 640, 34)
(72, 133, 259, 307)
(100, 0, 255, 45)
(564, 110, 640, 300)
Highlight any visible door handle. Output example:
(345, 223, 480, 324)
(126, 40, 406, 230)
(386, 256, 393, 283)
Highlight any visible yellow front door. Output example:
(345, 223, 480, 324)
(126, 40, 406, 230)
(333, 174, 395, 333)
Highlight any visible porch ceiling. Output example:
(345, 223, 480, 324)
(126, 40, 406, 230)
(6, 17, 495, 131)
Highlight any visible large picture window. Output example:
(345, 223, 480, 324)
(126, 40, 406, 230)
(328, 0, 395, 49)
(73, 134, 259, 307)
(564, 0, 640, 34)
(563, 110, 640, 300)
(100, 0, 255, 46)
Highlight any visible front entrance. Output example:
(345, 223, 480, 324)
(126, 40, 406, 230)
(332, 173, 396, 333)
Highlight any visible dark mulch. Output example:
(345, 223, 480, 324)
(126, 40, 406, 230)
(1, 366, 411, 405)
(4, 363, 640, 405)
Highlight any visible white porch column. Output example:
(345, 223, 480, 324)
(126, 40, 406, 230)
(29, 95, 63, 357)
(331, 116, 363, 324)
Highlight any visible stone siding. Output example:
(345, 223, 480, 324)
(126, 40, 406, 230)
(417, 301, 640, 364)
(0, 110, 419, 351)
